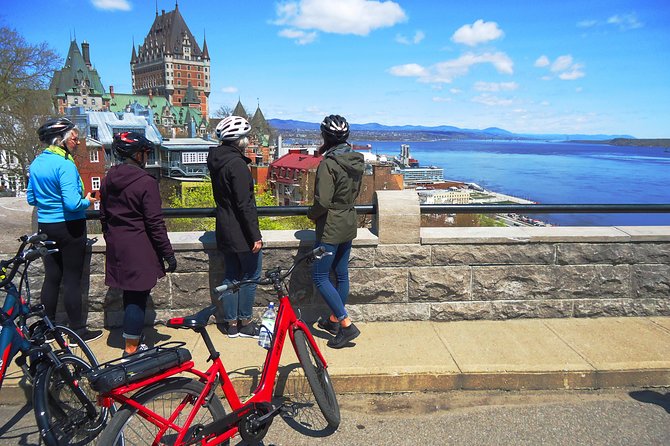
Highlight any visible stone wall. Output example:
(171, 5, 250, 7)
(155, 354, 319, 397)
(6, 191, 669, 328)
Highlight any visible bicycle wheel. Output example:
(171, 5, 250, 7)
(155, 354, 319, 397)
(98, 377, 228, 446)
(33, 354, 109, 446)
(290, 328, 341, 429)
(52, 325, 100, 367)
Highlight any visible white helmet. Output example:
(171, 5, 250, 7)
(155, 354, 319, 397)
(215, 115, 251, 142)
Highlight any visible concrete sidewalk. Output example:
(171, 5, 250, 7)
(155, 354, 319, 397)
(3, 317, 670, 404)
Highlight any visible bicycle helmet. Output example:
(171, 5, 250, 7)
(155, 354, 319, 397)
(215, 115, 251, 142)
(37, 117, 75, 144)
(320, 114, 349, 142)
(112, 132, 154, 159)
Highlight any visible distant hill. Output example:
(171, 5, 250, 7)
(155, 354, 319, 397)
(267, 118, 634, 142)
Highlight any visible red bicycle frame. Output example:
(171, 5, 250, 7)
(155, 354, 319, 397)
(101, 287, 330, 445)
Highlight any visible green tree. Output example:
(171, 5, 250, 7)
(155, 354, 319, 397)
(0, 26, 60, 188)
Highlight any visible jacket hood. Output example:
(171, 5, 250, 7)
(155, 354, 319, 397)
(105, 163, 151, 193)
(208, 144, 251, 174)
(325, 144, 365, 176)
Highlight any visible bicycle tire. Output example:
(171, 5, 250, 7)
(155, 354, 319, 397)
(52, 325, 100, 367)
(33, 354, 109, 446)
(292, 328, 341, 429)
(98, 377, 228, 446)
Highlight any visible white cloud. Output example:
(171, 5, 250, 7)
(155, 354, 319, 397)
(390, 52, 513, 84)
(396, 30, 425, 45)
(534, 55, 550, 67)
(559, 68, 585, 80)
(474, 81, 518, 92)
(275, 0, 407, 42)
(607, 13, 643, 31)
(471, 94, 513, 106)
(450, 88, 462, 94)
(278, 28, 318, 44)
(432, 96, 452, 103)
(91, 0, 131, 11)
(550, 55, 574, 72)
(388, 63, 428, 78)
(536, 54, 585, 81)
(221, 86, 238, 94)
(452, 20, 504, 47)
(576, 13, 643, 32)
(577, 19, 597, 28)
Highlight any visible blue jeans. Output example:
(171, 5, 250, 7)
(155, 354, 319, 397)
(312, 241, 352, 321)
(221, 250, 263, 322)
(122, 289, 150, 340)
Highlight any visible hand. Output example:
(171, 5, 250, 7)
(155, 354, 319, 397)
(164, 255, 177, 273)
(252, 240, 263, 254)
(85, 192, 99, 204)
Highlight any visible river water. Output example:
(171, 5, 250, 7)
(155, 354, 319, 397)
(352, 139, 670, 226)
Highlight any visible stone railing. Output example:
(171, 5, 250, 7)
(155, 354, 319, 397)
(11, 190, 670, 328)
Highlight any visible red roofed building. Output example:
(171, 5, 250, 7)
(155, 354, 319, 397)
(269, 149, 322, 205)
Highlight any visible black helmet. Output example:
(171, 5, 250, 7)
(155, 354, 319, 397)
(37, 117, 75, 144)
(320, 114, 349, 143)
(112, 132, 154, 159)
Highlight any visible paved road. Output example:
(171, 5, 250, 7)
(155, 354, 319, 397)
(1, 389, 669, 445)
(0, 196, 34, 249)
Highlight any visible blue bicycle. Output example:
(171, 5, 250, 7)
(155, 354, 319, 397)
(0, 233, 109, 445)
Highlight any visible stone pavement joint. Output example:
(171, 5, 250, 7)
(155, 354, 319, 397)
(2, 317, 669, 405)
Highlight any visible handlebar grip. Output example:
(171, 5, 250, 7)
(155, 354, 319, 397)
(312, 246, 327, 257)
(215, 283, 229, 293)
(27, 233, 48, 244)
(23, 246, 48, 262)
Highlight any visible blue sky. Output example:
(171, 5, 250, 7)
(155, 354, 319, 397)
(2, 0, 669, 138)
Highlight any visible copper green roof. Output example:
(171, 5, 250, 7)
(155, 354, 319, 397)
(50, 40, 108, 99)
(182, 83, 201, 105)
(109, 93, 171, 112)
(232, 100, 248, 119)
(108, 92, 206, 127)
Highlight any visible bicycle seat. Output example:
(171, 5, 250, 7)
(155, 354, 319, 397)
(167, 305, 217, 330)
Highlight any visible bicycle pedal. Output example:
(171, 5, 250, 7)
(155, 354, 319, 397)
(279, 404, 297, 418)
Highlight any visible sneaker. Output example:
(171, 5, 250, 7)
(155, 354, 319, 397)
(70, 328, 103, 346)
(225, 322, 239, 338)
(238, 321, 260, 339)
(327, 323, 360, 349)
(317, 317, 340, 335)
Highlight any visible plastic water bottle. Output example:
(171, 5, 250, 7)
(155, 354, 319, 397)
(258, 302, 276, 349)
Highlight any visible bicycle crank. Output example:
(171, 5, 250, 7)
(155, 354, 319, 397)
(238, 405, 274, 444)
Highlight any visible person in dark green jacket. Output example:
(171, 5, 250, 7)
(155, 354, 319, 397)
(308, 115, 364, 349)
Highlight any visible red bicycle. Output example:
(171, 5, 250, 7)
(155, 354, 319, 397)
(91, 246, 340, 445)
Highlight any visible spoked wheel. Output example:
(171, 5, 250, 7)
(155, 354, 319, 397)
(287, 328, 340, 430)
(28, 322, 100, 368)
(51, 324, 100, 367)
(98, 377, 228, 446)
(33, 354, 109, 446)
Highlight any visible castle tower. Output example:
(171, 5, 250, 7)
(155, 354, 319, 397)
(50, 40, 110, 114)
(131, 2, 211, 117)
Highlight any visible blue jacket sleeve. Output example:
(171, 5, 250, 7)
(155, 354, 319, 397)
(26, 175, 36, 206)
(58, 162, 90, 212)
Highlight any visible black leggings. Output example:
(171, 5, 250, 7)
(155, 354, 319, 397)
(38, 219, 87, 330)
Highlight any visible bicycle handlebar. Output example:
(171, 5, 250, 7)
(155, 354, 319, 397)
(214, 246, 329, 294)
(0, 233, 57, 289)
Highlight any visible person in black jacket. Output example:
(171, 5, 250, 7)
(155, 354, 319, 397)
(207, 116, 263, 338)
(100, 132, 176, 357)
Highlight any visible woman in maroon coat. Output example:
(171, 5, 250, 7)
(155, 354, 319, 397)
(100, 132, 176, 357)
